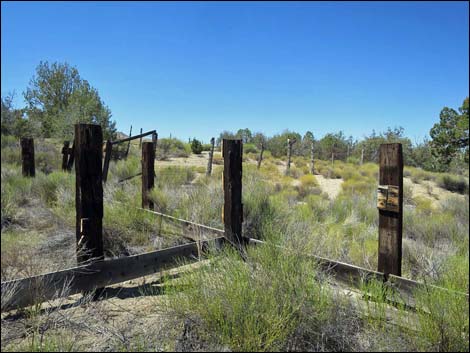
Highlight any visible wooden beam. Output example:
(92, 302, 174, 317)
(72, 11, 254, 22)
(206, 137, 215, 176)
(378, 143, 403, 276)
(1, 239, 223, 311)
(310, 141, 315, 174)
(125, 125, 132, 159)
(222, 139, 245, 248)
(75, 124, 104, 265)
(142, 141, 155, 210)
(102, 140, 112, 183)
(257, 142, 265, 170)
(20, 137, 35, 177)
(111, 130, 156, 145)
(66, 143, 75, 171)
(61, 141, 70, 171)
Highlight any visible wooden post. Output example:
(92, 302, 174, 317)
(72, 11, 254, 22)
(361, 148, 364, 165)
(378, 143, 403, 276)
(223, 139, 244, 248)
(257, 142, 265, 170)
(310, 141, 315, 174)
(206, 137, 215, 176)
(102, 140, 112, 183)
(66, 143, 75, 171)
(286, 138, 296, 175)
(61, 141, 70, 171)
(138, 128, 143, 148)
(142, 142, 155, 210)
(20, 137, 35, 177)
(152, 132, 158, 155)
(75, 124, 104, 265)
(125, 125, 132, 159)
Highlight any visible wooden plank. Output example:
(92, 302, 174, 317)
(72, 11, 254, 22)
(102, 140, 112, 183)
(125, 125, 132, 159)
(142, 141, 155, 210)
(20, 137, 35, 177)
(378, 143, 403, 276)
(223, 139, 245, 248)
(1, 239, 223, 311)
(111, 130, 156, 145)
(61, 141, 70, 171)
(66, 143, 75, 171)
(139, 128, 143, 148)
(310, 141, 315, 174)
(257, 142, 265, 169)
(206, 137, 215, 176)
(75, 124, 104, 265)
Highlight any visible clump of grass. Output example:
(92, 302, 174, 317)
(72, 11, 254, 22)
(437, 174, 469, 194)
(157, 166, 196, 188)
(162, 239, 334, 352)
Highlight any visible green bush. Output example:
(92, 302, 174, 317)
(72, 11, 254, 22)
(191, 138, 203, 154)
(437, 174, 469, 194)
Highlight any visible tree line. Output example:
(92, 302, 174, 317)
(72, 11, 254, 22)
(1, 61, 468, 174)
(218, 98, 468, 174)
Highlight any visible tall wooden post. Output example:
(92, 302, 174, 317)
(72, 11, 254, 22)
(286, 138, 296, 175)
(102, 140, 112, 183)
(20, 137, 35, 177)
(257, 142, 265, 170)
(223, 139, 244, 248)
(75, 124, 104, 265)
(139, 128, 143, 148)
(310, 141, 315, 174)
(152, 132, 158, 155)
(206, 137, 215, 176)
(142, 142, 155, 210)
(125, 125, 132, 159)
(61, 141, 70, 171)
(378, 143, 403, 276)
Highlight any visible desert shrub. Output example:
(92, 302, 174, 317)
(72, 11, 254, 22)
(148, 188, 169, 213)
(243, 143, 258, 154)
(163, 238, 334, 352)
(110, 155, 140, 181)
(341, 177, 375, 196)
(36, 150, 59, 174)
(157, 166, 195, 188)
(191, 139, 203, 154)
(202, 143, 213, 152)
(437, 174, 469, 194)
(32, 171, 73, 206)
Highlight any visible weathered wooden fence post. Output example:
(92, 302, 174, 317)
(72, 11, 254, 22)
(377, 143, 403, 276)
(125, 125, 132, 159)
(310, 141, 315, 174)
(20, 137, 35, 177)
(152, 131, 158, 155)
(75, 124, 104, 265)
(206, 137, 215, 176)
(286, 138, 296, 175)
(142, 141, 155, 210)
(223, 139, 244, 248)
(61, 141, 70, 171)
(102, 140, 112, 183)
(257, 142, 265, 170)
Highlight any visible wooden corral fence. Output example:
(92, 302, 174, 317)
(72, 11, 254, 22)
(3, 125, 468, 312)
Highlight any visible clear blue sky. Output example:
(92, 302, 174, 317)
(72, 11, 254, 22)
(2, 1, 469, 143)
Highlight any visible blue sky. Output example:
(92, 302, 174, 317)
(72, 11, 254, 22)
(1, 1, 469, 143)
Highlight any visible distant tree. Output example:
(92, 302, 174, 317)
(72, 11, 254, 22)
(24, 61, 116, 139)
(191, 138, 203, 154)
(236, 128, 253, 143)
(252, 132, 267, 149)
(1, 92, 33, 137)
(266, 130, 302, 158)
(318, 131, 349, 161)
(430, 97, 469, 169)
(217, 130, 236, 146)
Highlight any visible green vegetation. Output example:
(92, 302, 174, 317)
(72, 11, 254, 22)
(190, 138, 203, 154)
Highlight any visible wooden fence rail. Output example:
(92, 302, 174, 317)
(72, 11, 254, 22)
(1, 238, 223, 311)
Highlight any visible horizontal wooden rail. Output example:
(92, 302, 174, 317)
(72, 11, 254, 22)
(1, 237, 223, 312)
(111, 130, 156, 145)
